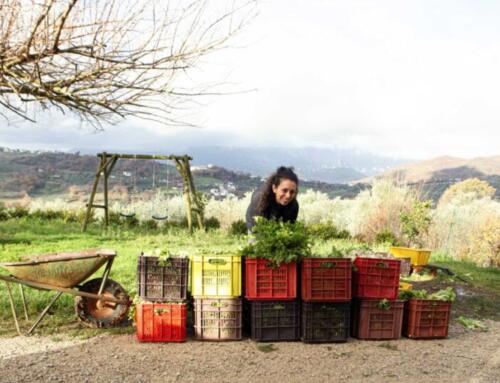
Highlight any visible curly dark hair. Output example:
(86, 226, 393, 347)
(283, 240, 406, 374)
(257, 166, 299, 215)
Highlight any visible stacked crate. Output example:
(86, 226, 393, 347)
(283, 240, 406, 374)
(301, 258, 352, 343)
(245, 259, 300, 341)
(135, 255, 189, 342)
(191, 254, 242, 341)
(351, 257, 403, 340)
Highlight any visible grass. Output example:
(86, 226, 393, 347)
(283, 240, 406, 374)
(431, 253, 500, 294)
(1, 217, 498, 337)
(0, 218, 246, 336)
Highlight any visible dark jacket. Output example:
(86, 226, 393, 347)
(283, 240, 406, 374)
(245, 185, 299, 230)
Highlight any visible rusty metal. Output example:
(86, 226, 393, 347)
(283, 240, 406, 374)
(27, 292, 63, 336)
(5, 282, 21, 336)
(0, 274, 128, 304)
(0, 249, 116, 288)
(75, 278, 130, 328)
(0, 249, 129, 335)
(97, 257, 114, 296)
(19, 284, 29, 321)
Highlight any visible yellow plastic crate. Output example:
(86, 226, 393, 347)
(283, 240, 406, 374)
(389, 247, 431, 267)
(191, 255, 241, 297)
(399, 281, 413, 291)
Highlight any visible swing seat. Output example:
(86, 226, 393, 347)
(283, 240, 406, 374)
(119, 212, 136, 219)
(151, 214, 168, 221)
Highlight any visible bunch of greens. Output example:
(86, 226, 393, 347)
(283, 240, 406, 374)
(456, 316, 488, 331)
(241, 218, 311, 265)
(378, 299, 392, 310)
(328, 246, 345, 258)
(398, 287, 456, 301)
(428, 287, 456, 301)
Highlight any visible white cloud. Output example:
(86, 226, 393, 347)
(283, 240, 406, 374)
(1, 0, 499, 158)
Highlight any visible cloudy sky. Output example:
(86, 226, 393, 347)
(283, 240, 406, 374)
(1, 0, 499, 159)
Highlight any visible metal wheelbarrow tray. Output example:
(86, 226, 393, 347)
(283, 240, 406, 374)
(0, 249, 130, 335)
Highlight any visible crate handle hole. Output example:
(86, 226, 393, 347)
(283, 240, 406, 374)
(208, 259, 227, 265)
(321, 262, 336, 268)
(154, 308, 169, 315)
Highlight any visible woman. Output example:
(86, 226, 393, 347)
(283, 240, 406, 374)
(245, 166, 299, 231)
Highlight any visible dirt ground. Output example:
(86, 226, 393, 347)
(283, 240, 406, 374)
(1, 321, 499, 383)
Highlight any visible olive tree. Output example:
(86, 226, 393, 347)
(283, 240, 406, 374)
(0, 0, 255, 128)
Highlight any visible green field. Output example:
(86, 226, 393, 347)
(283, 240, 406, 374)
(0, 218, 498, 337)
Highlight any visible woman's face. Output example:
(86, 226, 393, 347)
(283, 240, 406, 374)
(272, 179, 298, 206)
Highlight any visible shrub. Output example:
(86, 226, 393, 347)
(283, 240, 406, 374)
(62, 210, 83, 223)
(399, 200, 432, 247)
(30, 209, 65, 220)
(229, 219, 247, 236)
(306, 223, 350, 240)
(345, 179, 417, 243)
(440, 178, 496, 205)
(458, 216, 500, 267)
(141, 219, 159, 230)
(205, 194, 250, 229)
(0, 203, 10, 221)
(204, 216, 221, 230)
(169, 217, 189, 229)
(108, 211, 123, 226)
(428, 196, 500, 266)
(9, 206, 30, 219)
(375, 229, 400, 245)
(122, 215, 140, 228)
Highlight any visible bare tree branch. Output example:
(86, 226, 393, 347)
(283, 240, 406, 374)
(0, 0, 257, 128)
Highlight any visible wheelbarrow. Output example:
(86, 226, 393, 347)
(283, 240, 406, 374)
(0, 249, 130, 335)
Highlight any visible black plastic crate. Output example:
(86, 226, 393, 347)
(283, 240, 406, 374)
(137, 256, 189, 301)
(301, 302, 350, 343)
(250, 300, 300, 341)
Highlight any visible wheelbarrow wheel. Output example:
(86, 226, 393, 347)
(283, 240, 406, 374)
(75, 278, 130, 328)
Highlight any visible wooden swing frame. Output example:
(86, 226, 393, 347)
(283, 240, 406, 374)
(81, 152, 204, 232)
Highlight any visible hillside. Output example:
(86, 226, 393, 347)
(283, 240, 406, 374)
(357, 155, 500, 200)
(0, 148, 365, 203)
(2, 148, 498, 204)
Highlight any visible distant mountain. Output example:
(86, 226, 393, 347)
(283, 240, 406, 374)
(0, 147, 366, 201)
(359, 155, 500, 182)
(183, 146, 407, 183)
(357, 155, 500, 200)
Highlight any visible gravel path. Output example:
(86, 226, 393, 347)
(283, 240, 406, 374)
(0, 335, 88, 361)
(1, 321, 499, 383)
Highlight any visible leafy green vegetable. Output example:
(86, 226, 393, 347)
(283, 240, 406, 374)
(328, 246, 344, 258)
(456, 316, 488, 331)
(241, 218, 311, 265)
(378, 299, 391, 310)
(428, 287, 456, 301)
(398, 289, 428, 300)
(397, 287, 456, 301)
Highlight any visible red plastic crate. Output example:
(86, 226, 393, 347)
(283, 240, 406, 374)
(245, 259, 297, 300)
(351, 299, 404, 340)
(404, 299, 452, 339)
(136, 303, 187, 342)
(353, 257, 400, 299)
(301, 258, 352, 302)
